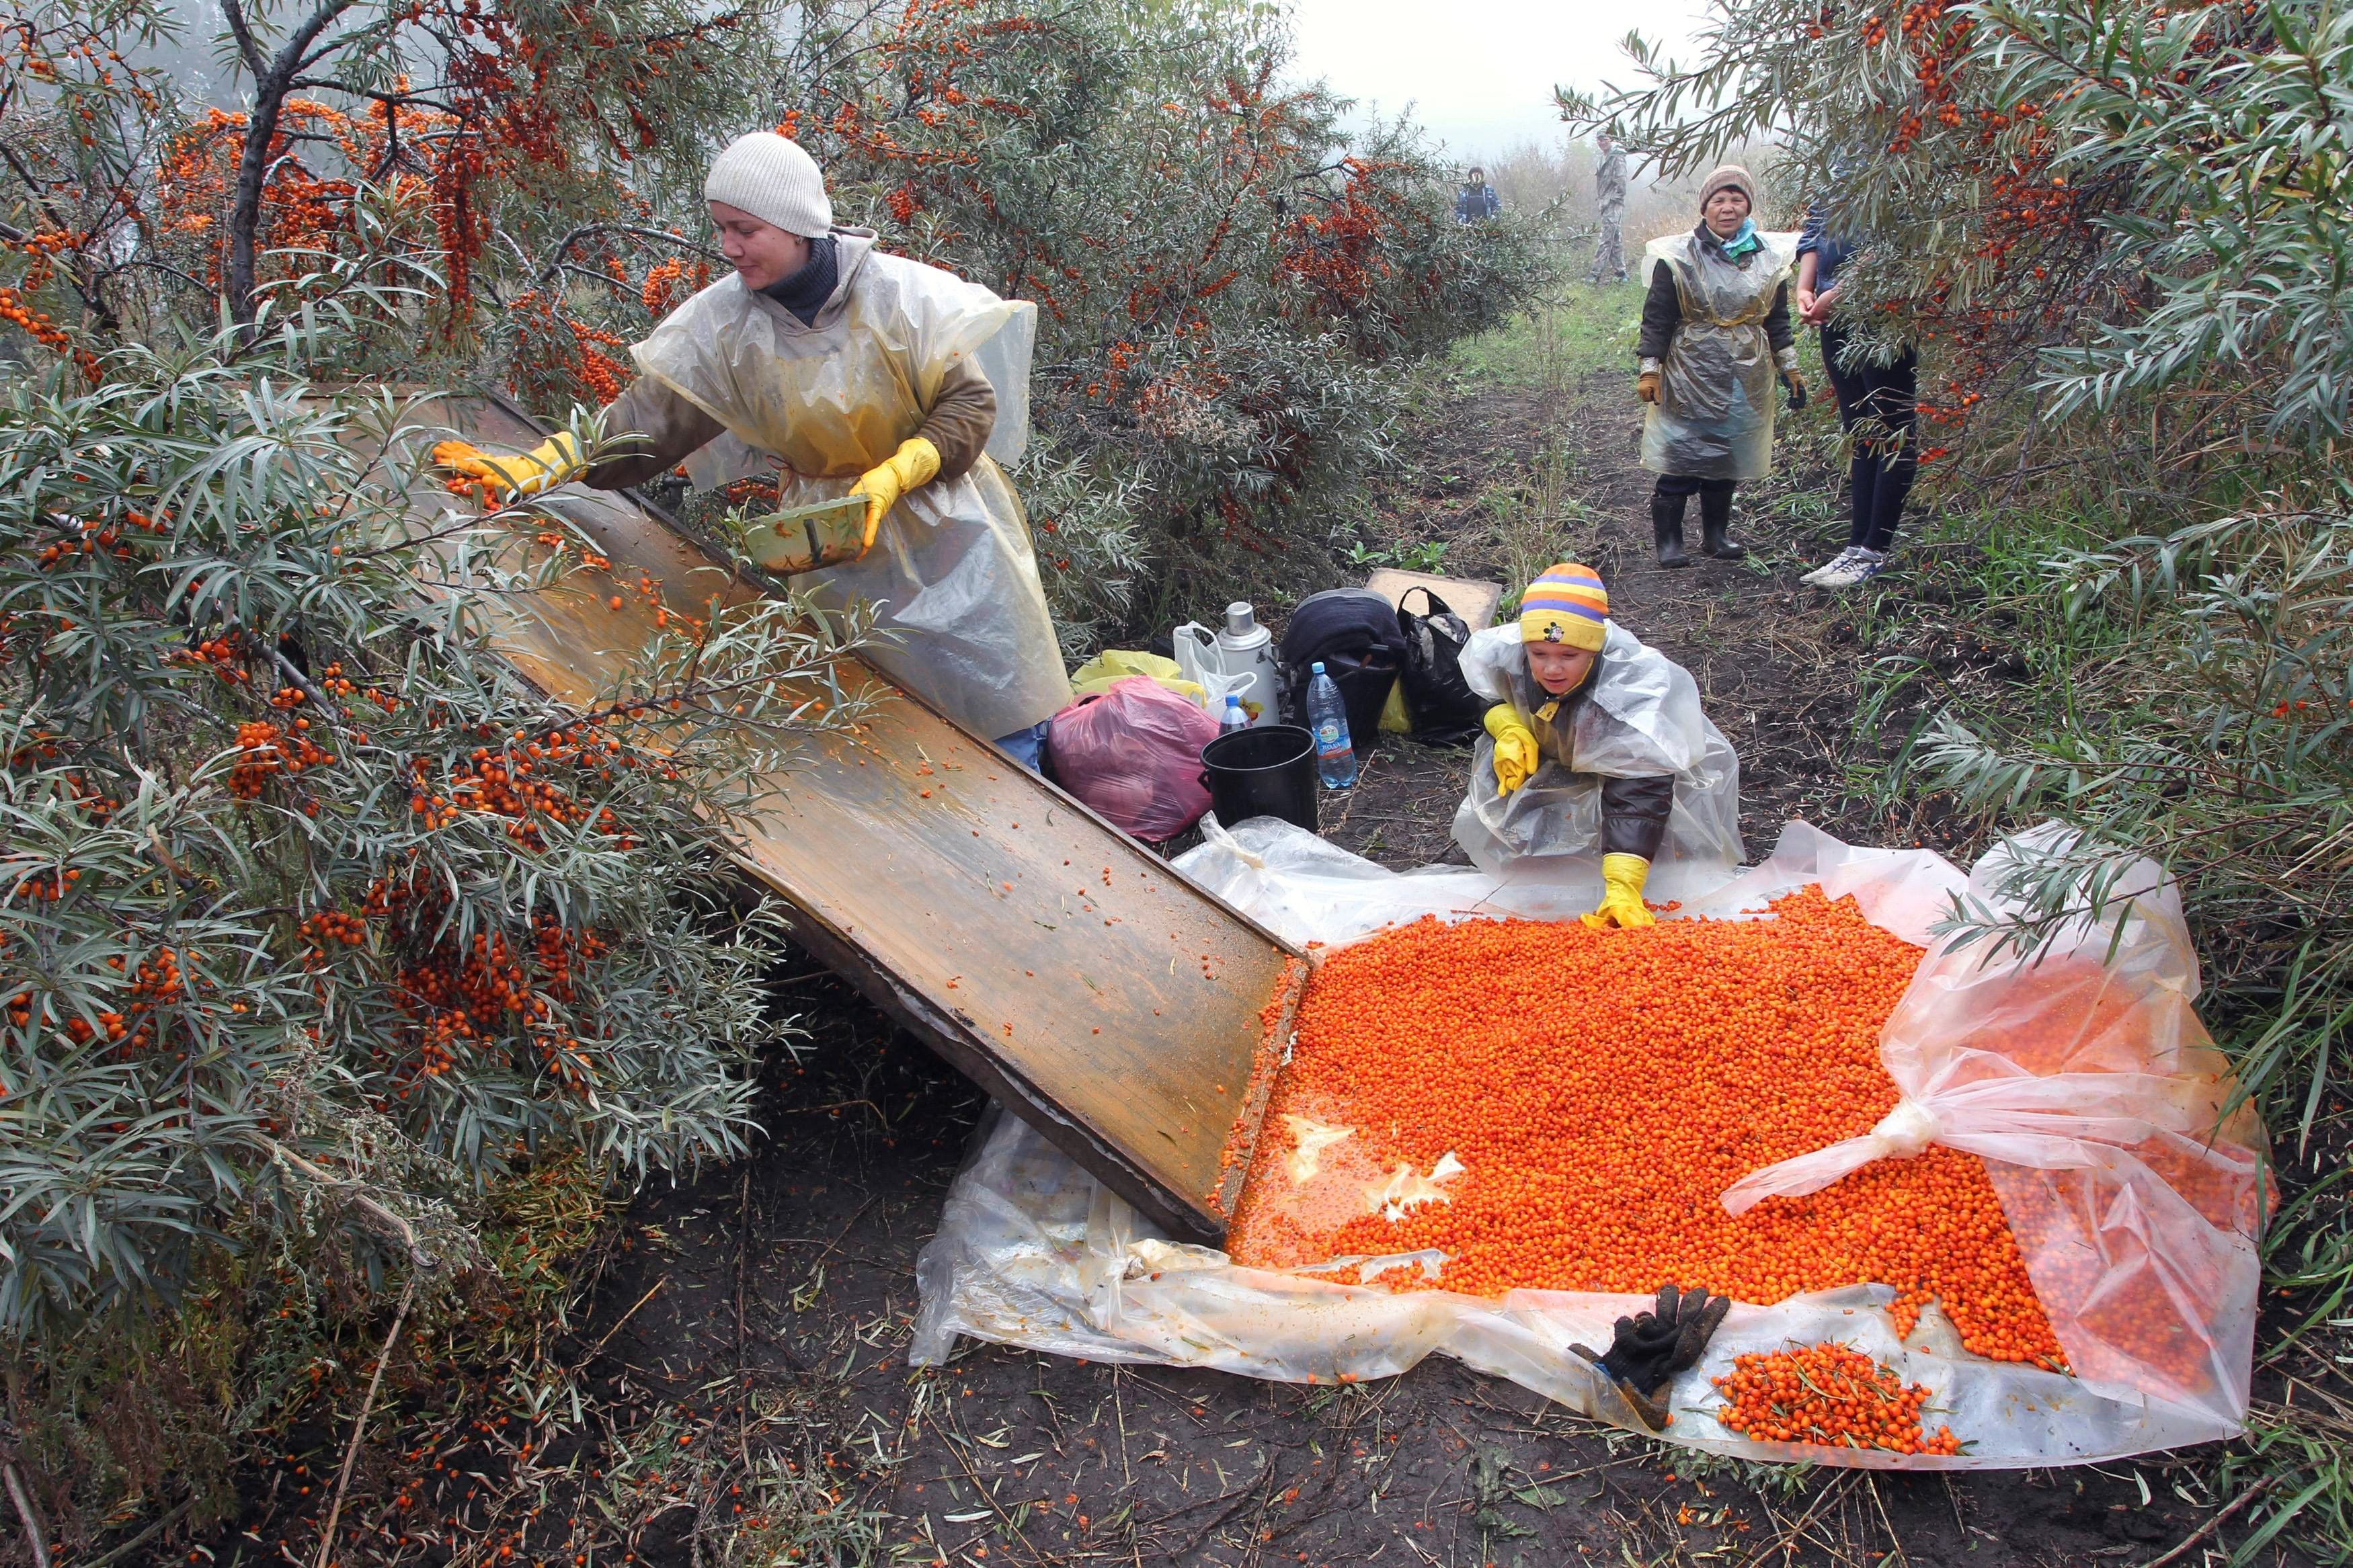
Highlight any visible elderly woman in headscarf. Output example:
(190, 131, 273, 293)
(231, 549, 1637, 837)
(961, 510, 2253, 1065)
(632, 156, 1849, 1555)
(434, 131, 1071, 765)
(1634, 165, 1808, 568)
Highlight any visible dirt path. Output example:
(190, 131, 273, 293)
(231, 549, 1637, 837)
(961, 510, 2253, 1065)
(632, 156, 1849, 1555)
(571, 311, 2220, 1567)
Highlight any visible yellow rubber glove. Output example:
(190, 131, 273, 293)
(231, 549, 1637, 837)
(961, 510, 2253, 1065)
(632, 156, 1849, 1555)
(1582, 852, 1658, 930)
(1484, 704, 1540, 796)
(850, 436, 942, 551)
(1636, 370, 1662, 405)
(431, 432, 582, 498)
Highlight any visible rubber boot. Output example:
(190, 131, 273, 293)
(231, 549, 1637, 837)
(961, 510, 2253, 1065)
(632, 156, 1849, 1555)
(1700, 486, 1747, 560)
(1651, 491, 1691, 569)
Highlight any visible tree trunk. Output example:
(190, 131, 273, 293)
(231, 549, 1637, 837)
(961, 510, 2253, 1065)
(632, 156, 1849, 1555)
(223, 0, 358, 329)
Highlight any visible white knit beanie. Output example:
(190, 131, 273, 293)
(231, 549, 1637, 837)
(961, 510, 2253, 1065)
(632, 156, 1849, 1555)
(705, 132, 833, 238)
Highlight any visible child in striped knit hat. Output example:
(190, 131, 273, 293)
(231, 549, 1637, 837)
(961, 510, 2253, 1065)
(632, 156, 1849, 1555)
(1454, 564, 1744, 921)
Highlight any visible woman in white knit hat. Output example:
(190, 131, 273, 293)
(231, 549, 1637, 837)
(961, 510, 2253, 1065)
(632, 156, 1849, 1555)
(436, 131, 1071, 760)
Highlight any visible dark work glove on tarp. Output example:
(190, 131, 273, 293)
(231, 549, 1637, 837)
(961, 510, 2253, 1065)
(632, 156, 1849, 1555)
(1570, 1283, 1732, 1430)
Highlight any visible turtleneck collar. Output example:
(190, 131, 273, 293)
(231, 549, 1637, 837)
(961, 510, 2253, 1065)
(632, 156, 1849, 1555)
(760, 233, 839, 325)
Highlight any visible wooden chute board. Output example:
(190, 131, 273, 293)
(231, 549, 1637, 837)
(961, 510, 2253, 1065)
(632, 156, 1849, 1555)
(397, 395, 1302, 1241)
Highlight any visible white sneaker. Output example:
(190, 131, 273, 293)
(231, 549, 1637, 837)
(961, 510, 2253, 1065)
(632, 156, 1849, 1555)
(1814, 548, 1888, 589)
(1800, 547, 1861, 586)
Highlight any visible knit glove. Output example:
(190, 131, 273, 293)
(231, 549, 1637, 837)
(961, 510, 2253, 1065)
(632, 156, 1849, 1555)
(1571, 1284, 1732, 1430)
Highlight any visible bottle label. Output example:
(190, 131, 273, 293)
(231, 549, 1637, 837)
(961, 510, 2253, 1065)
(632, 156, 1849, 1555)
(1316, 720, 1345, 753)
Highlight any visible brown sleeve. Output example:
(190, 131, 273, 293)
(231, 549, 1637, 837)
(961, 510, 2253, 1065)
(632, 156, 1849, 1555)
(919, 357, 998, 481)
(582, 357, 996, 489)
(579, 377, 725, 491)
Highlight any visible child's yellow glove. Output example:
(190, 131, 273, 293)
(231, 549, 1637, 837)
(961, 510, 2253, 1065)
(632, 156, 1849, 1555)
(1483, 704, 1540, 795)
(850, 436, 942, 550)
(1583, 852, 1657, 930)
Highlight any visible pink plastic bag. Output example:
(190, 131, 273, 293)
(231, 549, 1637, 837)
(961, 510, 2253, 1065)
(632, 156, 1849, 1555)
(1047, 676, 1219, 841)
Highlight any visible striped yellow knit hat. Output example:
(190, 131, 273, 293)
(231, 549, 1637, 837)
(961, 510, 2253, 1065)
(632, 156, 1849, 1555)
(1519, 563, 1609, 650)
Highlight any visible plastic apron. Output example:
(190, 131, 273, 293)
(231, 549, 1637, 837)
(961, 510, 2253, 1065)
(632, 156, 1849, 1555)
(1640, 229, 1796, 483)
(633, 237, 1072, 739)
(1449, 622, 1743, 879)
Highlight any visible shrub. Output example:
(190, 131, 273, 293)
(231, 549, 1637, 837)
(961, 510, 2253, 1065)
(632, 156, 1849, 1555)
(0, 286, 863, 1333)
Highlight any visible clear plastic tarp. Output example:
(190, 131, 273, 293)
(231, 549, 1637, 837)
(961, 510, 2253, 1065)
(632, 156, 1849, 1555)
(911, 817, 2266, 1467)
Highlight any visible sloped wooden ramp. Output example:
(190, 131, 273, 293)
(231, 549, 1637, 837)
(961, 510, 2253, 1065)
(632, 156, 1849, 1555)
(399, 395, 1299, 1241)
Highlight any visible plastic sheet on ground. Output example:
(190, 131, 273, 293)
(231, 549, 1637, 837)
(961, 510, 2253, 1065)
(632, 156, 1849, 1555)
(910, 817, 2266, 1468)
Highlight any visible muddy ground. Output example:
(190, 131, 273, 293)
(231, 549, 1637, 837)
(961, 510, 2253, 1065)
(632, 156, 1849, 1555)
(544, 300, 2276, 1568)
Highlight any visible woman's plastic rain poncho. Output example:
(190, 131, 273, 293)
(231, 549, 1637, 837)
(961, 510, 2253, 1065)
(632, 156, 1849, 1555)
(1452, 622, 1742, 889)
(1642, 229, 1798, 483)
(633, 236, 1070, 739)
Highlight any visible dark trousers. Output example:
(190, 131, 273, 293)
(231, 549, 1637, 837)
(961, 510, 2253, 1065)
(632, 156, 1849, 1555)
(1820, 321, 1917, 552)
(1653, 474, 1736, 502)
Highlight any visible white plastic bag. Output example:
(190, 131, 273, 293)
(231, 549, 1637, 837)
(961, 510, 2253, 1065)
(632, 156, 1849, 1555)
(912, 820, 2266, 1467)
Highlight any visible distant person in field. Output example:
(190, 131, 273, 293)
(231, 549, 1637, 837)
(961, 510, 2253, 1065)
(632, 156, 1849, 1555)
(1635, 165, 1807, 568)
(1456, 166, 1501, 224)
(1587, 132, 1630, 284)
(1795, 198, 1917, 589)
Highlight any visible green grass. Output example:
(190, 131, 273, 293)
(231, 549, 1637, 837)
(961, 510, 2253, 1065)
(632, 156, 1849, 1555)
(1447, 277, 1648, 389)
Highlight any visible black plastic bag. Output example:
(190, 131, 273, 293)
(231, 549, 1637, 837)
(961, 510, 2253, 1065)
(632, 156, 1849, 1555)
(1395, 586, 1487, 746)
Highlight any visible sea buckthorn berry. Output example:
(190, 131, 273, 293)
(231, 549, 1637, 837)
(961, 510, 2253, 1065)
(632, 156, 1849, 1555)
(1712, 1342, 1962, 1456)
(1227, 888, 2067, 1371)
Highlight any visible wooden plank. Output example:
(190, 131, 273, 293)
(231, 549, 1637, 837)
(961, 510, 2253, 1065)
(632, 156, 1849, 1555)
(392, 395, 1299, 1241)
(1363, 568, 1503, 630)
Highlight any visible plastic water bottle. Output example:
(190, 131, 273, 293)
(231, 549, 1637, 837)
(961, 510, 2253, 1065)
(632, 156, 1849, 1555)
(1220, 692, 1250, 735)
(1306, 661, 1356, 790)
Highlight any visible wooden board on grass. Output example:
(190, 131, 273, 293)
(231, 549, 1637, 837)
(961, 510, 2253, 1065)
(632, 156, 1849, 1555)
(1364, 569, 1503, 630)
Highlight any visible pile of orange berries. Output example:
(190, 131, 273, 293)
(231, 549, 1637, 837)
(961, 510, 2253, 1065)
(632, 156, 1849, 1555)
(1228, 888, 2068, 1369)
(1712, 1343, 1962, 1456)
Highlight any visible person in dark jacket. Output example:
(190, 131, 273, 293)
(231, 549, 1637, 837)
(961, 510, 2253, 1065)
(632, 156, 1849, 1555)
(1634, 165, 1807, 567)
(1455, 167, 1501, 223)
(1795, 202, 1917, 589)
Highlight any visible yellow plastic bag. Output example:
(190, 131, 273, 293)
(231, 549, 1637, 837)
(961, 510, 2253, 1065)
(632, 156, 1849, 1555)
(1071, 649, 1205, 705)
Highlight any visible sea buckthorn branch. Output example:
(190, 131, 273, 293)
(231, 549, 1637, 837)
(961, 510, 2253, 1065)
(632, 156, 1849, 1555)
(0, 335, 809, 1331)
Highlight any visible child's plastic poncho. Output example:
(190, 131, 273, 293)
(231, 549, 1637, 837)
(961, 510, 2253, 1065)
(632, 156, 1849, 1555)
(1451, 622, 1743, 884)
(1640, 229, 1796, 483)
(633, 236, 1070, 739)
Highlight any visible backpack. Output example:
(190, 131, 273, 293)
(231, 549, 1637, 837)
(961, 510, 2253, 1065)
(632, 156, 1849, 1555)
(1278, 589, 1404, 748)
(1394, 586, 1486, 746)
